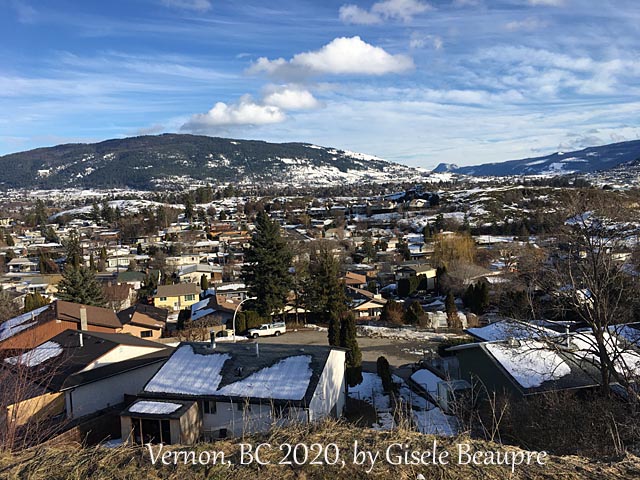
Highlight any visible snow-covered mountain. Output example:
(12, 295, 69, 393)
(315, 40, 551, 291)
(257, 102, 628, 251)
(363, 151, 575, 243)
(0, 134, 426, 190)
(439, 140, 640, 177)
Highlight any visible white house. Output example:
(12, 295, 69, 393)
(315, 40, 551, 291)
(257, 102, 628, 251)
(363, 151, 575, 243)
(121, 342, 347, 444)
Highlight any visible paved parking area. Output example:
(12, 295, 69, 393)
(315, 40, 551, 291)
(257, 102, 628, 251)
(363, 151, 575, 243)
(256, 328, 442, 378)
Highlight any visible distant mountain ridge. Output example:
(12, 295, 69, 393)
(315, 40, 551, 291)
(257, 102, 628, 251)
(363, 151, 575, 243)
(0, 134, 424, 190)
(440, 140, 640, 177)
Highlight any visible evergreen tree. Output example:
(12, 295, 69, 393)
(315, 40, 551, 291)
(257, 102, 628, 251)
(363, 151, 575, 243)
(328, 311, 341, 346)
(89, 253, 97, 272)
(403, 300, 424, 325)
(64, 230, 83, 268)
(380, 300, 404, 325)
(241, 210, 293, 318)
(396, 237, 411, 261)
(101, 200, 114, 223)
(4, 232, 14, 247)
(90, 202, 101, 223)
(361, 237, 376, 262)
(445, 292, 462, 329)
(57, 265, 105, 306)
(183, 194, 194, 222)
(99, 246, 108, 271)
(58, 231, 105, 306)
(38, 250, 59, 274)
(200, 274, 209, 292)
(24, 292, 49, 313)
(339, 311, 362, 386)
(34, 199, 47, 227)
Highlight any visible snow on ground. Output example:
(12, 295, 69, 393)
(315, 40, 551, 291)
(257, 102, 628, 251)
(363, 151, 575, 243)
(393, 374, 433, 410)
(5, 340, 63, 367)
(128, 400, 182, 415)
(217, 355, 312, 400)
(485, 340, 571, 388)
(100, 438, 124, 448)
(304, 324, 328, 332)
(0, 305, 49, 342)
(145, 345, 231, 395)
(357, 325, 465, 342)
(410, 369, 444, 397)
(412, 408, 458, 436)
(348, 372, 391, 411)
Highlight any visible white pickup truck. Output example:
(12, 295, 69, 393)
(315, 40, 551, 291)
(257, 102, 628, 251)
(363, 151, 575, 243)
(248, 322, 287, 338)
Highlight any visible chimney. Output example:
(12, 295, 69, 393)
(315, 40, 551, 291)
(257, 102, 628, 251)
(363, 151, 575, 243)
(79, 306, 88, 331)
(210, 330, 216, 349)
(565, 325, 570, 348)
(79, 331, 84, 348)
(255, 341, 259, 358)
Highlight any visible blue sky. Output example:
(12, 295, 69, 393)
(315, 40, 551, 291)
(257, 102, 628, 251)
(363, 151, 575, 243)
(1, 0, 639, 168)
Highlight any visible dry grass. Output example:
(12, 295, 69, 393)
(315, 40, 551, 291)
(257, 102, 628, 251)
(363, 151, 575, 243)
(1, 420, 639, 480)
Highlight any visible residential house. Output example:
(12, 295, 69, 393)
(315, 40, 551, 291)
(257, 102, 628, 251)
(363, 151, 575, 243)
(177, 264, 223, 285)
(1, 330, 172, 426)
(118, 304, 168, 339)
(154, 283, 201, 311)
(121, 343, 347, 444)
(347, 287, 387, 320)
(7, 258, 38, 274)
(0, 301, 123, 351)
(395, 263, 437, 290)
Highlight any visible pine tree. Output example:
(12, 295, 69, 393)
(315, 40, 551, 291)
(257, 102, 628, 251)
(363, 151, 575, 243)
(328, 311, 341, 346)
(183, 194, 194, 222)
(361, 236, 376, 262)
(241, 210, 293, 318)
(4, 233, 14, 247)
(403, 300, 424, 325)
(200, 274, 209, 292)
(58, 231, 105, 307)
(34, 199, 47, 227)
(396, 237, 411, 261)
(89, 253, 97, 272)
(24, 292, 49, 313)
(57, 265, 106, 306)
(445, 292, 462, 329)
(340, 311, 362, 386)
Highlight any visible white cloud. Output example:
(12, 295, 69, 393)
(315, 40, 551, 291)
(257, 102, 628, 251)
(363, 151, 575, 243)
(452, 0, 481, 6)
(181, 95, 285, 131)
(410, 32, 443, 50)
(263, 86, 320, 110)
(505, 17, 547, 31)
(339, 5, 382, 24)
(339, 0, 431, 24)
(527, 0, 564, 6)
(249, 36, 414, 78)
(160, 0, 211, 12)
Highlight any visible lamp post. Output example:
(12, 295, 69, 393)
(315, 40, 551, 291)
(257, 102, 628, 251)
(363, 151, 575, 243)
(232, 296, 257, 343)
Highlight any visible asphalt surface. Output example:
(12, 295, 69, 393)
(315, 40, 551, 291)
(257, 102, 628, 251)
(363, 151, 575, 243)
(256, 328, 439, 379)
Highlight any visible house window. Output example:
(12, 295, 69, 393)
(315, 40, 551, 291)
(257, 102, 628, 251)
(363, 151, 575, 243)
(159, 297, 167, 301)
(184, 294, 196, 301)
(141, 330, 153, 338)
(203, 400, 216, 414)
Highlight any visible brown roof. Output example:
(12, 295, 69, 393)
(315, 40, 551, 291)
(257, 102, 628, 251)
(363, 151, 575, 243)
(118, 304, 168, 329)
(155, 283, 200, 298)
(54, 300, 122, 329)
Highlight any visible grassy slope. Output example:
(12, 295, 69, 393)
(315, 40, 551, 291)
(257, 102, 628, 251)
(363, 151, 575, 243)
(1, 421, 639, 480)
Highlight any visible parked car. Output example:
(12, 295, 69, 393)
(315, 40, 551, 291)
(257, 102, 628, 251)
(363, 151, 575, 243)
(247, 322, 287, 338)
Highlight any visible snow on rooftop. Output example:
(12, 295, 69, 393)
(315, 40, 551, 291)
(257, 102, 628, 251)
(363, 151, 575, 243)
(0, 305, 49, 343)
(410, 369, 444, 395)
(467, 320, 555, 342)
(217, 355, 312, 400)
(129, 400, 182, 415)
(145, 346, 313, 400)
(5, 340, 63, 367)
(485, 340, 571, 388)
(145, 345, 231, 395)
(216, 283, 245, 291)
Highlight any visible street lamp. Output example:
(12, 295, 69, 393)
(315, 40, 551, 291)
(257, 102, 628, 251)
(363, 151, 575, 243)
(232, 296, 257, 343)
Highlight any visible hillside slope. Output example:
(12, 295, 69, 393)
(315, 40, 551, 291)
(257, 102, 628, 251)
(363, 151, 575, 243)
(442, 140, 640, 177)
(2, 421, 638, 480)
(0, 134, 424, 190)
